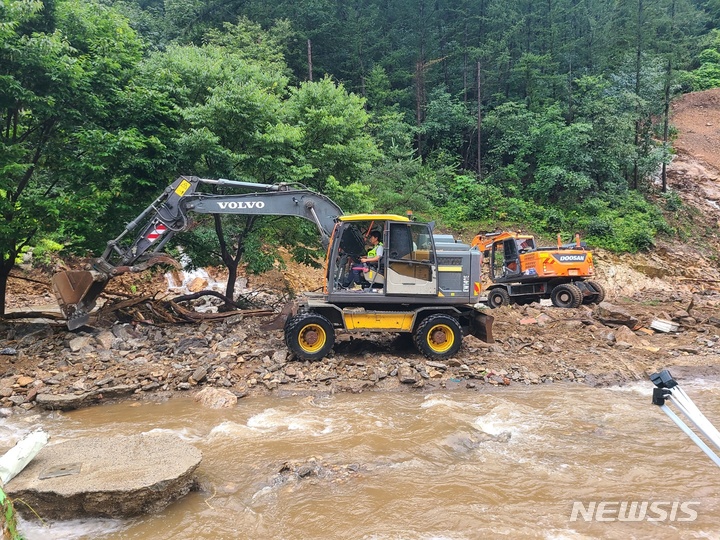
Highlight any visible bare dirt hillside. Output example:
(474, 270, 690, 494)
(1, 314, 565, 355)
(666, 88, 720, 265)
(672, 88, 720, 171)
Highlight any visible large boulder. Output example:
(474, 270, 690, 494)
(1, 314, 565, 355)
(593, 301, 639, 329)
(5, 433, 202, 520)
(193, 387, 237, 408)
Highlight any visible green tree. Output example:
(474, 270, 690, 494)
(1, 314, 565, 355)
(0, 0, 149, 315)
(283, 76, 380, 196)
(418, 86, 476, 166)
(134, 38, 379, 302)
(692, 30, 720, 89)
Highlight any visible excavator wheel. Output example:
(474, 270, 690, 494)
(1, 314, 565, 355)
(582, 280, 606, 305)
(551, 283, 583, 308)
(413, 314, 463, 360)
(284, 312, 335, 361)
(487, 288, 511, 308)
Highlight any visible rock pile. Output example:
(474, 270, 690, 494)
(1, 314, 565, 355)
(1, 288, 719, 412)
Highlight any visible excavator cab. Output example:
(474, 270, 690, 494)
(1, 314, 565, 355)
(489, 237, 522, 281)
(327, 216, 440, 296)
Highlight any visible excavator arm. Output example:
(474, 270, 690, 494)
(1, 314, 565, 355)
(52, 176, 343, 329)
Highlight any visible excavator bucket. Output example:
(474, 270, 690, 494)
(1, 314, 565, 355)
(51, 271, 109, 330)
(469, 311, 495, 343)
(259, 300, 298, 331)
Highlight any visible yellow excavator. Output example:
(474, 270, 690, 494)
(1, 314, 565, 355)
(53, 176, 494, 361)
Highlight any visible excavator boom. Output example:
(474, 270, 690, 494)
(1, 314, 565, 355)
(53, 176, 343, 329)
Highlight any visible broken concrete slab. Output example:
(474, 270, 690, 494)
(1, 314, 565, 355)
(5, 433, 202, 520)
(35, 385, 139, 411)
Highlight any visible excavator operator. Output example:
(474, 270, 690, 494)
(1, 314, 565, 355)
(343, 230, 383, 289)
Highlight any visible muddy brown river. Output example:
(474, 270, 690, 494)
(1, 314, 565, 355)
(4, 381, 720, 539)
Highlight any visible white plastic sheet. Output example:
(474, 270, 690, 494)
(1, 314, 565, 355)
(0, 430, 49, 485)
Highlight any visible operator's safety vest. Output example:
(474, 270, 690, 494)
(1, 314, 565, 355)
(367, 242, 383, 259)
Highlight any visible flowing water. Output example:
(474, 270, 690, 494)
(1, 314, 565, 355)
(4, 381, 720, 540)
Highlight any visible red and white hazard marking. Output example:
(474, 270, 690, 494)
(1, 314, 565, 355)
(146, 223, 167, 242)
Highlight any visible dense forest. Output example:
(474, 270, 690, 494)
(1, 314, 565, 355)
(2, 0, 720, 310)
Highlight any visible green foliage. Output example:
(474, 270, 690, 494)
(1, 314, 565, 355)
(0, 0, 153, 302)
(419, 87, 476, 160)
(3, 0, 714, 314)
(204, 17, 294, 73)
(663, 190, 683, 212)
(691, 30, 720, 90)
(283, 77, 380, 193)
(17, 238, 65, 268)
(241, 234, 280, 275)
(364, 65, 408, 114)
(483, 102, 602, 204)
(572, 194, 667, 252)
(323, 176, 372, 214)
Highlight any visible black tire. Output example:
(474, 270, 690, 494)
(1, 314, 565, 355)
(284, 313, 335, 361)
(487, 288, 511, 308)
(551, 283, 583, 308)
(413, 314, 463, 360)
(582, 280, 606, 304)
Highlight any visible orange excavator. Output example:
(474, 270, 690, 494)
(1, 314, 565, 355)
(473, 231, 605, 309)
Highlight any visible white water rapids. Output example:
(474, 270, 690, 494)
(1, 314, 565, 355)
(2, 381, 720, 539)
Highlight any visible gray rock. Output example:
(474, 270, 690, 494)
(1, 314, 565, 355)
(216, 337, 240, 351)
(174, 337, 208, 355)
(296, 464, 315, 478)
(36, 392, 87, 410)
(613, 325, 647, 348)
(15, 324, 53, 344)
(68, 336, 93, 352)
(190, 366, 208, 383)
(285, 366, 298, 378)
(35, 385, 139, 411)
(272, 350, 288, 365)
(426, 361, 448, 370)
(95, 331, 114, 350)
(397, 365, 417, 384)
(111, 324, 141, 340)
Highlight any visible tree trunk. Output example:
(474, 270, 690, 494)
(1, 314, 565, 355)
(225, 262, 238, 306)
(662, 58, 672, 193)
(214, 214, 255, 308)
(632, 0, 644, 191)
(662, 0, 677, 194)
(307, 39, 313, 81)
(0, 248, 20, 317)
(477, 61, 482, 180)
(0, 266, 9, 317)
(415, 59, 426, 157)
